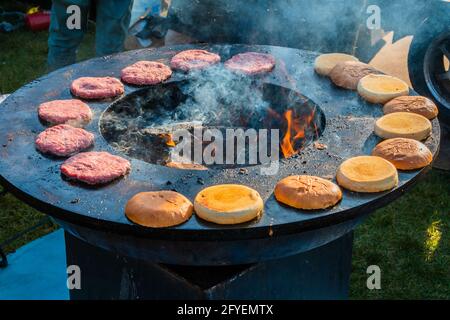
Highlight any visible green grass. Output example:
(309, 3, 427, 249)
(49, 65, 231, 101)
(0, 27, 95, 94)
(350, 170, 450, 299)
(0, 28, 449, 299)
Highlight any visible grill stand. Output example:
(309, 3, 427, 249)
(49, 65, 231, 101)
(65, 231, 353, 300)
(1, 44, 439, 299)
(433, 121, 450, 170)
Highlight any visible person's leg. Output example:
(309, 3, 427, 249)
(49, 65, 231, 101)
(95, 0, 134, 56)
(47, 0, 90, 70)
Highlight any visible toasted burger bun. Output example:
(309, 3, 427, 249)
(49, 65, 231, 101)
(371, 138, 433, 170)
(274, 175, 342, 210)
(336, 156, 398, 192)
(194, 184, 263, 225)
(125, 191, 193, 228)
(383, 96, 439, 119)
(329, 61, 381, 90)
(374, 112, 432, 141)
(314, 53, 359, 76)
(357, 74, 409, 104)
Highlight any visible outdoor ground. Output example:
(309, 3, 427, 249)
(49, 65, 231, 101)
(0, 27, 449, 299)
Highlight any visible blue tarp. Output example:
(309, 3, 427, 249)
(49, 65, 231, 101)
(0, 230, 68, 300)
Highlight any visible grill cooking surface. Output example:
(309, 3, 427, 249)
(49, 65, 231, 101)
(0, 44, 440, 241)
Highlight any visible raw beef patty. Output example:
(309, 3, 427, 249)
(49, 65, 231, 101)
(121, 61, 172, 85)
(61, 151, 131, 185)
(70, 77, 124, 99)
(35, 124, 94, 157)
(224, 52, 276, 75)
(170, 49, 220, 71)
(38, 99, 92, 127)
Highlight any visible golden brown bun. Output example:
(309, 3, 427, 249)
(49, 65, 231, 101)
(194, 184, 263, 225)
(371, 138, 432, 170)
(314, 53, 359, 76)
(336, 156, 398, 192)
(357, 74, 409, 104)
(383, 96, 439, 119)
(125, 191, 193, 228)
(374, 112, 432, 141)
(274, 175, 342, 210)
(329, 61, 381, 90)
(166, 161, 207, 170)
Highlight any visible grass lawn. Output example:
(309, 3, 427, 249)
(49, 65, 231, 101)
(0, 28, 449, 299)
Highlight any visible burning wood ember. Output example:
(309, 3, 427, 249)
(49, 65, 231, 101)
(313, 142, 328, 150)
(142, 121, 204, 148)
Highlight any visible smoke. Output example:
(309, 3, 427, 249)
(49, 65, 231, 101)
(100, 63, 275, 166)
(169, 0, 367, 54)
(101, 0, 435, 167)
(172, 65, 270, 128)
(99, 54, 323, 169)
(168, 0, 433, 58)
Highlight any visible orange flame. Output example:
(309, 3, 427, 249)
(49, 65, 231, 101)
(160, 133, 176, 147)
(280, 109, 315, 158)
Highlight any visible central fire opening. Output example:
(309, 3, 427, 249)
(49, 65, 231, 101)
(100, 76, 325, 169)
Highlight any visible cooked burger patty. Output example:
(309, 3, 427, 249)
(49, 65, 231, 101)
(70, 77, 124, 99)
(170, 49, 220, 71)
(121, 61, 172, 85)
(224, 52, 276, 75)
(61, 151, 131, 185)
(38, 99, 92, 127)
(35, 124, 94, 157)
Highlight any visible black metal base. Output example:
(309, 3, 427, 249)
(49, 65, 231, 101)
(433, 120, 450, 171)
(65, 231, 353, 300)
